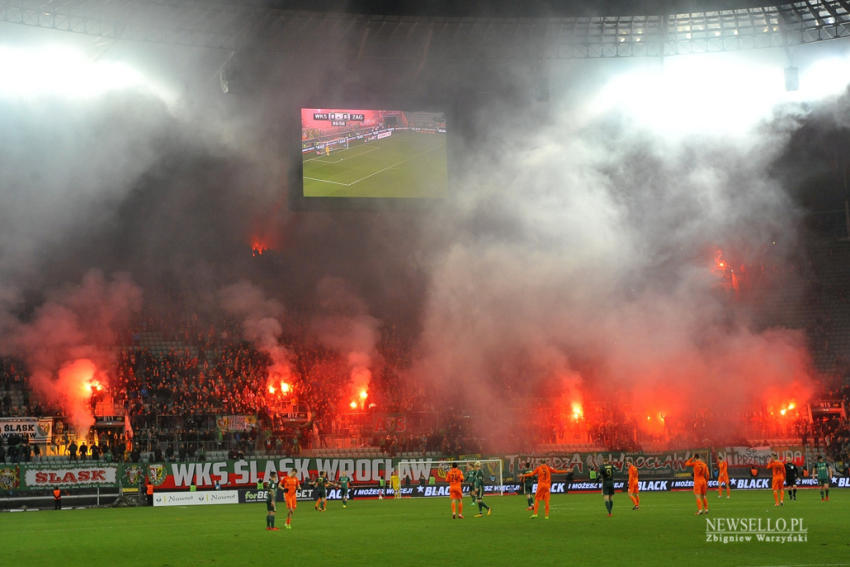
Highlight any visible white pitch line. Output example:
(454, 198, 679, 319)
(347, 144, 443, 186)
(303, 176, 349, 186)
(303, 146, 378, 163)
(304, 143, 442, 188)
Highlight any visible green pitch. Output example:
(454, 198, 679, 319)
(302, 131, 447, 198)
(1, 490, 846, 566)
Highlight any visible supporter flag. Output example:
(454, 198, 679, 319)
(124, 414, 133, 438)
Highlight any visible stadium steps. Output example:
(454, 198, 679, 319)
(302, 447, 383, 458)
(133, 331, 198, 358)
(537, 443, 606, 453)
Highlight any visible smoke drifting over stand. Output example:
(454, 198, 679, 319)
(411, 96, 817, 448)
(310, 276, 382, 403)
(0, 18, 847, 452)
(220, 280, 292, 387)
(0, 271, 142, 434)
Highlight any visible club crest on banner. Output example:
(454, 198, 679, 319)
(124, 464, 144, 486)
(0, 467, 20, 490)
(148, 464, 166, 486)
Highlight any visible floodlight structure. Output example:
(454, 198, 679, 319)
(0, 0, 849, 61)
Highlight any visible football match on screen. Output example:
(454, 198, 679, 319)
(301, 108, 447, 199)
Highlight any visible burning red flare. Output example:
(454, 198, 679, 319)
(571, 402, 583, 421)
(268, 382, 291, 395)
(777, 400, 798, 417)
(713, 249, 728, 273)
(251, 238, 268, 256)
(711, 248, 740, 292)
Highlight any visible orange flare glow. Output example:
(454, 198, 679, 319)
(571, 402, 583, 421)
(251, 238, 268, 256)
(359, 389, 368, 400)
(349, 401, 357, 409)
(713, 249, 728, 273)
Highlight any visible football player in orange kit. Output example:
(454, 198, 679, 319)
(521, 460, 572, 519)
(626, 457, 640, 510)
(446, 462, 465, 519)
(766, 453, 786, 507)
(716, 453, 731, 499)
(280, 468, 301, 529)
(685, 453, 710, 515)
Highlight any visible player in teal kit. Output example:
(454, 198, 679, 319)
(337, 473, 352, 508)
(599, 458, 616, 516)
(470, 462, 492, 517)
(816, 455, 833, 502)
(313, 471, 329, 511)
(264, 479, 278, 530)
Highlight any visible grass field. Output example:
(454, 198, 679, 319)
(302, 131, 447, 199)
(2, 490, 848, 566)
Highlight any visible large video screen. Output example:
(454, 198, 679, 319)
(301, 108, 447, 199)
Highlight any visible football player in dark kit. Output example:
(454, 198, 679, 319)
(784, 460, 799, 501)
(265, 476, 279, 530)
(599, 457, 616, 517)
(816, 455, 833, 501)
(313, 471, 329, 511)
(521, 462, 535, 510)
(470, 461, 492, 518)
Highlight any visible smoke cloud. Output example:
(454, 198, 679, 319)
(219, 279, 292, 384)
(1, 18, 846, 452)
(0, 270, 142, 434)
(310, 276, 381, 402)
(409, 61, 823, 450)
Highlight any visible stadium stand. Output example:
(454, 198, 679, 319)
(3, 234, 850, 466)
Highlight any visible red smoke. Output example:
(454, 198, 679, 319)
(0, 271, 141, 439)
(30, 358, 107, 438)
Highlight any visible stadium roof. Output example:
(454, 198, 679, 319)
(219, 1, 784, 18)
(1, 0, 848, 58)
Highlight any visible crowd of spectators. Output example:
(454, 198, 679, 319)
(0, 358, 32, 417)
(5, 235, 850, 461)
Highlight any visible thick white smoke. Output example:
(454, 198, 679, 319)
(1, 19, 847, 454)
(409, 54, 826, 450)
